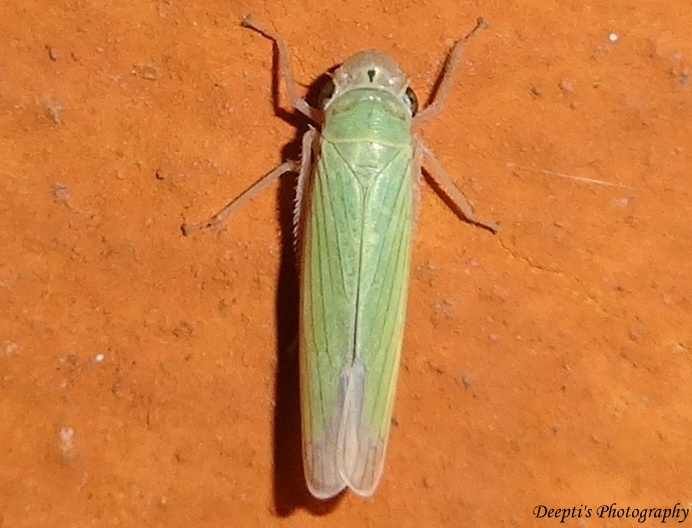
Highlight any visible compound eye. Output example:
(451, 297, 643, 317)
(318, 77, 336, 109)
(404, 86, 418, 116)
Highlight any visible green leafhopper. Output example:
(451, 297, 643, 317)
(183, 15, 498, 499)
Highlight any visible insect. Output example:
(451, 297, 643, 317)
(183, 15, 498, 499)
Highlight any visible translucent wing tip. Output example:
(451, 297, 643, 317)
(339, 435, 387, 497)
(305, 434, 387, 499)
(303, 364, 391, 499)
(335, 364, 389, 497)
(306, 479, 346, 500)
(303, 420, 347, 499)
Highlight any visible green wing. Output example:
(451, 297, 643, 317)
(300, 135, 414, 498)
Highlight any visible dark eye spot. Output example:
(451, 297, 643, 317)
(318, 77, 335, 109)
(367, 69, 376, 82)
(405, 87, 418, 115)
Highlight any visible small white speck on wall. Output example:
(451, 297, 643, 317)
(2, 341, 20, 357)
(58, 426, 76, 459)
(58, 426, 77, 458)
(608, 32, 619, 43)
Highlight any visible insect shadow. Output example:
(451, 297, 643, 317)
(269, 58, 344, 515)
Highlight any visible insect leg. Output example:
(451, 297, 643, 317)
(417, 138, 499, 233)
(293, 127, 316, 242)
(241, 15, 322, 124)
(182, 128, 316, 236)
(413, 17, 488, 125)
(181, 159, 298, 235)
(411, 134, 424, 222)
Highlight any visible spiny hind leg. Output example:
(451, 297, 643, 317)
(293, 127, 317, 243)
